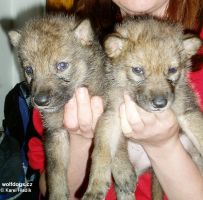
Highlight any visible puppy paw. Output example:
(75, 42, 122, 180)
(82, 191, 105, 200)
(49, 193, 68, 200)
(116, 192, 135, 200)
(115, 171, 136, 194)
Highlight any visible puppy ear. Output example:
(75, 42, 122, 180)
(104, 34, 126, 58)
(74, 19, 94, 46)
(8, 31, 21, 47)
(183, 34, 202, 56)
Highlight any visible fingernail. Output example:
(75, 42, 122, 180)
(119, 103, 125, 113)
(68, 97, 75, 105)
(76, 87, 88, 97)
(92, 96, 102, 106)
(92, 97, 103, 112)
(124, 93, 130, 102)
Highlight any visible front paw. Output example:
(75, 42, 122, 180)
(49, 193, 68, 200)
(82, 180, 110, 200)
(116, 192, 135, 200)
(113, 165, 136, 194)
(82, 191, 105, 200)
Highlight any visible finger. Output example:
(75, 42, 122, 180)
(155, 109, 177, 127)
(125, 94, 156, 125)
(124, 94, 144, 132)
(64, 95, 79, 131)
(135, 104, 157, 125)
(120, 103, 133, 136)
(91, 96, 104, 130)
(155, 109, 174, 120)
(76, 87, 93, 134)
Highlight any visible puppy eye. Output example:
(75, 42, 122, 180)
(168, 67, 178, 74)
(25, 66, 33, 76)
(56, 62, 69, 72)
(132, 66, 144, 75)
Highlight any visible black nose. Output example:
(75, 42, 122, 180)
(33, 93, 51, 106)
(152, 96, 167, 108)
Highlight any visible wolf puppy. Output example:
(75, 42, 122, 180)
(9, 16, 108, 200)
(83, 17, 203, 200)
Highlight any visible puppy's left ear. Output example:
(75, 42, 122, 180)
(74, 19, 94, 46)
(183, 34, 202, 56)
(8, 31, 21, 47)
(104, 33, 127, 58)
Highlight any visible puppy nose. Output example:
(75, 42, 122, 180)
(33, 93, 51, 106)
(152, 96, 167, 108)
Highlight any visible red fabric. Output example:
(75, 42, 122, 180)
(27, 28, 203, 199)
(32, 109, 44, 136)
(27, 137, 45, 173)
(27, 109, 45, 173)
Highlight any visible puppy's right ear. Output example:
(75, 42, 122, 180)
(8, 31, 21, 47)
(74, 19, 94, 46)
(183, 34, 202, 57)
(104, 34, 126, 58)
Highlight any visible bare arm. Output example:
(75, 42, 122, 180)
(64, 88, 103, 199)
(120, 94, 203, 200)
(67, 134, 92, 199)
(39, 88, 103, 199)
(145, 138, 203, 200)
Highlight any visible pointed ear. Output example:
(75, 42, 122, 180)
(183, 34, 202, 56)
(8, 31, 21, 47)
(74, 19, 94, 46)
(104, 34, 126, 58)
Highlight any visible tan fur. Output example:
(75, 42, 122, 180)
(9, 15, 203, 200)
(9, 15, 108, 200)
(83, 17, 203, 200)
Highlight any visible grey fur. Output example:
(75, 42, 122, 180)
(9, 15, 108, 200)
(83, 17, 203, 200)
(9, 15, 203, 200)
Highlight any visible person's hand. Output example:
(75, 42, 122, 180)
(63, 88, 103, 198)
(63, 87, 103, 139)
(120, 94, 180, 149)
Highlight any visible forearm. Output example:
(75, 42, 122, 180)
(144, 139, 203, 200)
(68, 134, 93, 199)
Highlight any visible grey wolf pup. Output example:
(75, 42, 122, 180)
(83, 17, 203, 200)
(9, 15, 108, 200)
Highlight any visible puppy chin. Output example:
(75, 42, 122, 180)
(37, 105, 63, 113)
(137, 102, 170, 112)
(146, 103, 171, 113)
(31, 101, 64, 113)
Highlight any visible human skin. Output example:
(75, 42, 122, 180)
(120, 94, 203, 200)
(39, 1, 203, 199)
(112, 0, 169, 16)
(39, 88, 103, 199)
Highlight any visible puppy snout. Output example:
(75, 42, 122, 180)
(152, 96, 167, 108)
(33, 92, 51, 106)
